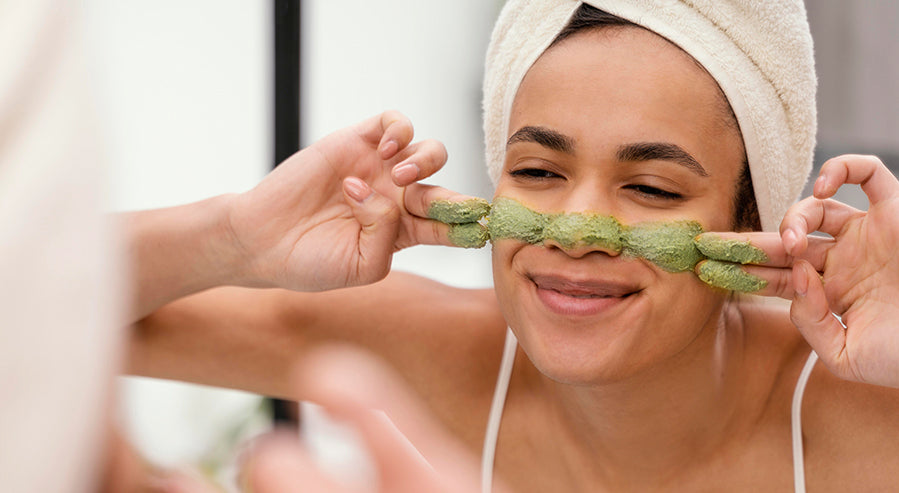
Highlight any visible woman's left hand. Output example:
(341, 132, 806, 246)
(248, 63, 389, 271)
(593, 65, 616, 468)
(778, 154, 899, 388)
(712, 155, 899, 388)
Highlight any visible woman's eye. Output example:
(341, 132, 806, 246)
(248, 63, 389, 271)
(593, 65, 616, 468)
(509, 168, 561, 179)
(624, 184, 683, 200)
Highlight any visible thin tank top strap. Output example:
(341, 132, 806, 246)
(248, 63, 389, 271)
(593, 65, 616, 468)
(791, 350, 818, 493)
(481, 327, 518, 493)
(481, 334, 818, 493)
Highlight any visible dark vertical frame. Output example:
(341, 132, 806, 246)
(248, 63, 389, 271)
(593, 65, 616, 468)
(271, 0, 301, 425)
(274, 0, 301, 164)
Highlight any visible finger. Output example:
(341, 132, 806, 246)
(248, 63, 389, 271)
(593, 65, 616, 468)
(815, 154, 899, 204)
(359, 110, 414, 160)
(404, 183, 487, 219)
(779, 197, 863, 256)
(402, 184, 489, 248)
(343, 177, 401, 283)
(790, 260, 850, 377)
(243, 432, 346, 493)
(293, 346, 482, 491)
(391, 139, 449, 187)
(696, 231, 832, 270)
(736, 263, 795, 299)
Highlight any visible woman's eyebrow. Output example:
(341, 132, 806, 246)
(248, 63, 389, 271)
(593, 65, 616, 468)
(617, 142, 709, 177)
(507, 125, 575, 154)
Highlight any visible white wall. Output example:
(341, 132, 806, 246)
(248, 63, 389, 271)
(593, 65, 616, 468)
(302, 0, 500, 289)
(86, 1, 272, 212)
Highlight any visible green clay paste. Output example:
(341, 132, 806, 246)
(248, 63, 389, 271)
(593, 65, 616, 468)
(448, 222, 489, 249)
(623, 221, 704, 272)
(544, 212, 623, 251)
(694, 233, 769, 264)
(487, 197, 703, 273)
(487, 197, 548, 244)
(427, 198, 491, 224)
(697, 260, 768, 292)
(430, 196, 769, 291)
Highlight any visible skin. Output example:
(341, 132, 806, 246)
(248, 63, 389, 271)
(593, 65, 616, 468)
(492, 26, 745, 386)
(126, 29, 899, 493)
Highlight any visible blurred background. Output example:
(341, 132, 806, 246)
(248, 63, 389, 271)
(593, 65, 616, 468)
(79, 0, 896, 489)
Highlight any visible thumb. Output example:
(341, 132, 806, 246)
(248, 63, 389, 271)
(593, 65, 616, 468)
(343, 177, 401, 284)
(790, 259, 848, 376)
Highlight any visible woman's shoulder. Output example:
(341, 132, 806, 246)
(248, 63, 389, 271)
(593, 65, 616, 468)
(801, 355, 899, 489)
(737, 297, 899, 489)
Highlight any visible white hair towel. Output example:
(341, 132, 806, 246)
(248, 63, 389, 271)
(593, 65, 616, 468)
(483, 0, 817, 231)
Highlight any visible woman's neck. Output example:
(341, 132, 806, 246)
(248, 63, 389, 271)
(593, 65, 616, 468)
(537, 302, 759, 488)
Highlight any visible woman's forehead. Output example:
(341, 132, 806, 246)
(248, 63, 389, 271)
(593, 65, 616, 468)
(510, 27, 738, 149)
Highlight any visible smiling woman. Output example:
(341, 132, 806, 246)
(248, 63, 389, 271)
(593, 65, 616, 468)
(127, 1, 899, 492)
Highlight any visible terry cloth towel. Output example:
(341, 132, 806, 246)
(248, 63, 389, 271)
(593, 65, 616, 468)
(483, 0, 817, 232)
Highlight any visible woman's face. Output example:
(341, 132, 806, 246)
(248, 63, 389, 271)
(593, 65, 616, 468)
(492, 27, 746, 384)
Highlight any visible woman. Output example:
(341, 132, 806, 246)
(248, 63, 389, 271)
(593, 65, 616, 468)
(130, 1, 899, 491)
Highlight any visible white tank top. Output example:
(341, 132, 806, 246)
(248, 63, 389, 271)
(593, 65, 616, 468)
(480, 328, 819, 493)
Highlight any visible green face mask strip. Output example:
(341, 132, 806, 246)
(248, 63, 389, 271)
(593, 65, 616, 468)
(543, 212, 623, 251)
(430, 197, 768, 292)
(487, 197, 703, 272)
(694, 233, 769, 264)
(622, 221, 705, 273)
(447, 222, 490, 249)
(697, 260, 768, 292)
(427, 198, 491, 224)
(485, 197, 549, 245)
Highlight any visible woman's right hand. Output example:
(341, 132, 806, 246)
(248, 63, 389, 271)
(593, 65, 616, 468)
(226, 110, 478, 292)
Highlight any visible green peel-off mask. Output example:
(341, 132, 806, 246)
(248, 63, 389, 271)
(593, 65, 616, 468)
(623, 221, 704, 273)
(447, 222, 489, 249)
(427, 198, 491, 224)
(694, 233, 769, 264)
(428, 197, 768, 292)
(544, 212, 623, 251)
(486, 197, 548, 245)
(488, 197, 702, 273)
(697, 260, 768, 292)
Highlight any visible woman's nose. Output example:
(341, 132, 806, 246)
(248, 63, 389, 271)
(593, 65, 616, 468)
(542, 211, 624, 258)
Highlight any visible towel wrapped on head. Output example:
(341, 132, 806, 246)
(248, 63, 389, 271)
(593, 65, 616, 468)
(483, 0, 817, 232)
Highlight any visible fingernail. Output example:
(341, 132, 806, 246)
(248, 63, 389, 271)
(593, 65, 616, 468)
(344, 177, 371, 202)
(813, 175, 828, 196)
(392, 163, 419, 183)
(783, 228, 797, 255)
(379, 140, 398, 157)
(794, 263, 809, 296)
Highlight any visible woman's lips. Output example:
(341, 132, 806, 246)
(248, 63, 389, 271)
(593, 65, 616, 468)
(529, 274, 641, 317)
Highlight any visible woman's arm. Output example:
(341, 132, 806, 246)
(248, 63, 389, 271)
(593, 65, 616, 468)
(124, 111, 473, 321)
(127, 271, 507, 405)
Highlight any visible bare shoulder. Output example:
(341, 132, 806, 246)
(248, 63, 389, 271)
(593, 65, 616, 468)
(735, 298, 899, 489)
(802, 358, 899, 490)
